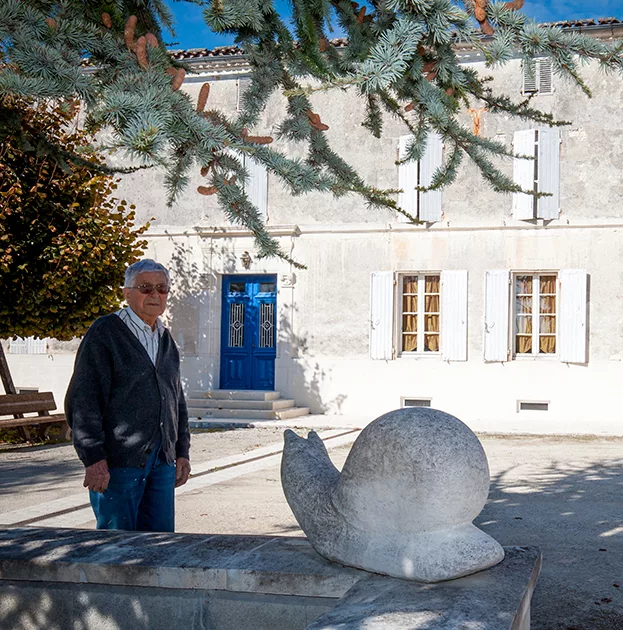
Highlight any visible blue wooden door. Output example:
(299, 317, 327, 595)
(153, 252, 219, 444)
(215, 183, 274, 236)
(220, 275, 277, 390)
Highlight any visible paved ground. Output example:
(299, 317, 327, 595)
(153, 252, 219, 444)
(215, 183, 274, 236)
(0, 427, 621, 630)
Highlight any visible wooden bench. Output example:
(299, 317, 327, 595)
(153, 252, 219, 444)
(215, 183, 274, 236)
(0, 392, 71, 441)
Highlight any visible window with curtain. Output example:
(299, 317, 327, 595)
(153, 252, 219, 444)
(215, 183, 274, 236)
(400, 274, 440, 354)
(514, 274, 557, 356)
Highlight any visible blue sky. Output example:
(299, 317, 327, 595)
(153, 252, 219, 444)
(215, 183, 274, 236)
(164, 1, 622, 50)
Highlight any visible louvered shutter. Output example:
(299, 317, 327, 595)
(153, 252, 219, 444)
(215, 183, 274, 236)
(370, 272, 394, 360)
(441, 270, 468, 361)
(538, 58, 553, 94)
(27, 337, 47, 354)
(484, 270, 510, 362)
(513, 130, 536, 220)
(522, 60, 537, 94)
(559, 269, 588, 364)
(397, 136, 418, 222)
(236, 78, 251, 112)
(536, 127, 560, 219)
(419, 132, 443, 222)
(244, 156, 268, 221)
(9, 337, 27, 354)
(9, 336, 46, 354)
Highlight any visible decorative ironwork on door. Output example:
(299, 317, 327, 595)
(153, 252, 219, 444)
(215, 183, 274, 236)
(228, 303, 245, 347)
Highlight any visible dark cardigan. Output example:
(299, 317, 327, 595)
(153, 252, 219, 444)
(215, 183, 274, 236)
(65, 314, 190, 469)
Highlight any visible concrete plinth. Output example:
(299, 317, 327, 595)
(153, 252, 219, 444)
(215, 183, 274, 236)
(0, 528, 540, 630)
(308, 547, 542, 630)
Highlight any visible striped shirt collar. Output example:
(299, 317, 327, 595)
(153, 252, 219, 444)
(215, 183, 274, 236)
(115, 307, 165, 365)
(120, 306, 165, 336)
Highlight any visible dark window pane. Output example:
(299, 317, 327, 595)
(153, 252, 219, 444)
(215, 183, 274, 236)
(259, 282, 276, 293)
(230, 282, 246, 293)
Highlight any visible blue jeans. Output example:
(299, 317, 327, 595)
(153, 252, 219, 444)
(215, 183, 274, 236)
(89, 443, 176, 532)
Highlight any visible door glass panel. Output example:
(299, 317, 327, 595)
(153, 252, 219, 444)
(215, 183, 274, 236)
(228, 303, 244, 347)
(230, 282, 246, 293)
(259, 303, 275, 348)
(259, 282, 277, 293)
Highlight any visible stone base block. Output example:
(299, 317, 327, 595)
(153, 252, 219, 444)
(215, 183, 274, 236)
(0, 528, 540, 630)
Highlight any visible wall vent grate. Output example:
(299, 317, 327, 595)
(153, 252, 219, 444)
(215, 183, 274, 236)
(518, 401, 549, 412)
(401, 397, 432, 408)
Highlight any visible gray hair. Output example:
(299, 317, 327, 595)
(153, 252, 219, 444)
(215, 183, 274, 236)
(124, 259, 170, 288)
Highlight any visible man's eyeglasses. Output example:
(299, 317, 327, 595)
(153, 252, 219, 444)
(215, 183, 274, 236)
(129, 284, 170, 295)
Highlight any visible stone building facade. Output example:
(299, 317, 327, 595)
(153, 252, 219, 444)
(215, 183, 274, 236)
(6, 18, 623, 434)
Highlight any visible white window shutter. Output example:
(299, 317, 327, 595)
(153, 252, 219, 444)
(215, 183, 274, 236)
(559, 269, 587, 364)
(397, 135, 417, 222)
(27, 337, 47, 354)
(538, 58, 553, 94)
(536, 127, 560, 219)
(512, 129, 536, 220)
(244, 156, 268, 221)
(522, 60, 537, 94)
(370, 272, 394, 360)
(9, 337, 27, 354)
(419, 132, 443, 223)
(441, 270, 468, 361)
(484, 270, 510, 362)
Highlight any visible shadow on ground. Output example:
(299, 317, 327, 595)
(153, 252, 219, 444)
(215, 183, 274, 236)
(476, 457, 623, 630)
(0, 443, 82, 494)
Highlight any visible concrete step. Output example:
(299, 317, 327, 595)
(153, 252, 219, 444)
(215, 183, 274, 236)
(190, 390, 281, 401)
(186, 399, 296, 411)
(187, 406, 311, 421)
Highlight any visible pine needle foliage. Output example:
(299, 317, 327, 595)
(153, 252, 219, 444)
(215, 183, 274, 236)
(2, 1, 623, 264)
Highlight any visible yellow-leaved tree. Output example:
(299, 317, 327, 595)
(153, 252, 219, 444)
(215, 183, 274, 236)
(0, 95, 148, 341)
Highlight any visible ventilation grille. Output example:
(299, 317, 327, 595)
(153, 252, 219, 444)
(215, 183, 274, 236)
(518, 401, 549, 412)
(401, 397, 432, 408)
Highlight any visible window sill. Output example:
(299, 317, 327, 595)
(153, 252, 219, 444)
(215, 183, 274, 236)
(513, 354, 559, 361)
(398, 352, 441, 360)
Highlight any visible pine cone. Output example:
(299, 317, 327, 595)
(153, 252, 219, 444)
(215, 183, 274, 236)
(200, 166, 210, 177)
(101, 13, 112, 29)
(197, 83, 211, 113)
(171, 68, 186, 91)
(197, 185, 218, 196)
(146, 33, 158, 48)
(45, 18, 57, 28)
(246, 135, 273, 144)
(124, 16, 137, 51)
(506, 0, 524, 8)
(480, 19, 495, 35)
(135, 37, 148, 69)
(306, 110, 321, 125)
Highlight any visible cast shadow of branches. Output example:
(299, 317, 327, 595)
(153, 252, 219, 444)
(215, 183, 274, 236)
(475, 457, 623, 630)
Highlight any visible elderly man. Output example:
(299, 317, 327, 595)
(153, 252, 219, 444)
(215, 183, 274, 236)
(65, 259, 191, 532)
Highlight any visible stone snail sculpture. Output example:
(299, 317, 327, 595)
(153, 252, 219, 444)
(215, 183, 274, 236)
(281, 407, 504, 583)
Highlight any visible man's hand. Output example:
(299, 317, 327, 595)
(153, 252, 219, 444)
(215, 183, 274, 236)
(175, 457, 191, 487)
(84, 459, 110, 493)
